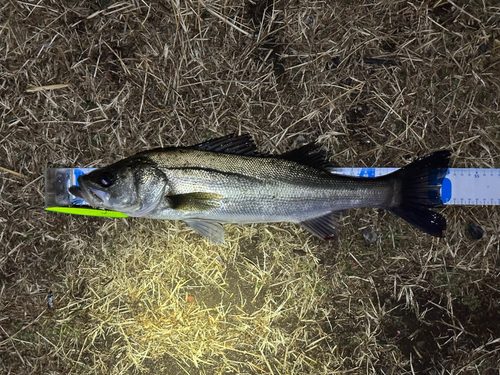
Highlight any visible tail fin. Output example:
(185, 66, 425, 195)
(387, 151, 451, 237)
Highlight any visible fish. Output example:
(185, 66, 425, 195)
(69, 134, 450, 244)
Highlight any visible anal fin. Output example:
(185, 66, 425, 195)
(184, 220, 225, 244)
(299, 211, 342, 240)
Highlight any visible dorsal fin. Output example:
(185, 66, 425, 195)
(279, 143, 334, 170)
(193, 134, 259, 156)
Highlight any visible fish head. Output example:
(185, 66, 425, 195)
(70, 157, 168, 216)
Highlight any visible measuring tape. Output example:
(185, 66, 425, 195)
(44, 167, 499, 217)
(334, 168, 499, 206)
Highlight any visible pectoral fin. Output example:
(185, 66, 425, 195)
(184, 220, 225, 244)
(167, 192, 222, 212)
(299, 211, 342, 240)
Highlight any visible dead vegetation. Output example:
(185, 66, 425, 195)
(1, 0, 499, 374)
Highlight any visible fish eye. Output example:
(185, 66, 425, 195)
(98, 171, 115, 187)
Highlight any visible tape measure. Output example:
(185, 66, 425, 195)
(334, 168, 499, 205)
(44, 167, 499, 217)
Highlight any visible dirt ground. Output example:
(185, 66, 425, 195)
(1, 0, 499, 374)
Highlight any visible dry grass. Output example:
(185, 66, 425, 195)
(1, 0, 500, 374)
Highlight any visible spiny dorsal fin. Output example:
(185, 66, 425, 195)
(299, 211, 342, 240)
(167, 192, 223, 212)
(279, 143, 334, 170)
(193, 134, 258, 156)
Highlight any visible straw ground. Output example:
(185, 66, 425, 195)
(1, 0, 499, 374)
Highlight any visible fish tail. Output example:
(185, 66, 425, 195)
(386, 151, 451, 237)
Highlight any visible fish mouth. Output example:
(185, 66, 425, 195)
(69, 181, 109, 208)
(69, 185, 84, 199)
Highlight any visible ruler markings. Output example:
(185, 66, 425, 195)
(332, 168, 499, 206)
